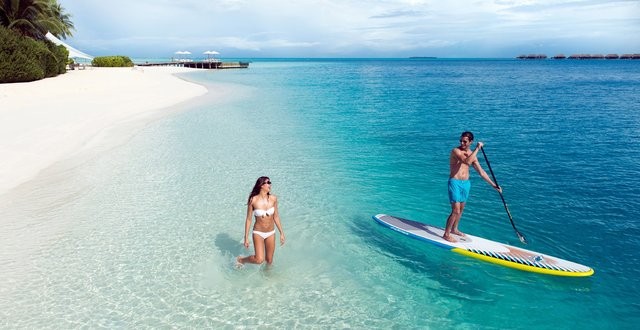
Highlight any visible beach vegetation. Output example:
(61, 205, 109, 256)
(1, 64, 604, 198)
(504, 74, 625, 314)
(0, 0, 74, 40)
(0, 25, 68, 83)
(47, 0, 74, 39)
(91, 56, 134, 67)
(0, 0, 73, 83)
(48, 41, 68, 74)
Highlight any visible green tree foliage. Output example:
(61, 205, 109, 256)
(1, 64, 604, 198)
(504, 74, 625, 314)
(0, 0, 74, 40)
(0, 25, 68, 82)
(0, 25, 45, 82)
(92, 56, 134, 67)
(46, 1, 74, 39)
(0, 1, 74, 82)
(52, 43, 68, 74)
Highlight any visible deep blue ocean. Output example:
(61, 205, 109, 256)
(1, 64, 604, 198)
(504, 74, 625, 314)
(1, 59, 639, 328)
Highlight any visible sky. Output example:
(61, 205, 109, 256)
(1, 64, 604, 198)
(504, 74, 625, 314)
(60, 0, 640, 59)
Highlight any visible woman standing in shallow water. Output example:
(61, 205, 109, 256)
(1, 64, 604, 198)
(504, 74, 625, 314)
(237, 176, 285, 266)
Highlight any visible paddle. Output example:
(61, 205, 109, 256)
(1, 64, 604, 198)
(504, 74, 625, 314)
(480, 147, 528, 244)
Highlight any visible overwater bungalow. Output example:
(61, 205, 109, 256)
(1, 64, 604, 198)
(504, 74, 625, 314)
(516, 54, 547, 59)
(568, 54, 595, 59)
(518, 53, 639, 60)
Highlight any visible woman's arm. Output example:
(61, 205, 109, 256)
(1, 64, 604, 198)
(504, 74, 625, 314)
(272, 197, 286, 245)
(243, 199, 254, 248)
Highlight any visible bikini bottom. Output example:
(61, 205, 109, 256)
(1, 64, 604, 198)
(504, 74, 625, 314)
(253, 230, 275, 239)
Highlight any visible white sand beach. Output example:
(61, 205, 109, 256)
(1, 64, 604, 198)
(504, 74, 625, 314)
(0, 66, 207, 196)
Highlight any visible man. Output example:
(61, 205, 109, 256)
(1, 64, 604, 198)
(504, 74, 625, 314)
(443, 131, 502, 242)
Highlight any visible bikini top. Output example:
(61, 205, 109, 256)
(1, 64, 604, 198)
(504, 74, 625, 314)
(253, 207, 275, 217)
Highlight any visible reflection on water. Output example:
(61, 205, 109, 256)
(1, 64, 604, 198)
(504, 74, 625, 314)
(1, 60, 639, 328)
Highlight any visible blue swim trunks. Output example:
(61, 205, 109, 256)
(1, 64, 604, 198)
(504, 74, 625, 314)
(448, 178, 471, 203)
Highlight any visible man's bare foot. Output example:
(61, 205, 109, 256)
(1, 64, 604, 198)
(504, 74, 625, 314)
(452, 230, 466, 237)
(443, 235, 458, 243)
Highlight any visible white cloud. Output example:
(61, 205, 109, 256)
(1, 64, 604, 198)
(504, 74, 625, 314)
(59, 0, 640, 58)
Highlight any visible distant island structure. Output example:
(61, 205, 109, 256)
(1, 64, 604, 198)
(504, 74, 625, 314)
(517, 53, 640, 60)
(138, 61, 249, 69)
(517, 54, 547, 59)
(409, 57, 437, 59)
(136, 50, 250, 69)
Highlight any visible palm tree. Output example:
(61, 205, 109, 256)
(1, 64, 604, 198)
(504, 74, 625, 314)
(44, 0, 73, 39)
(0, 0, 50, 39)
(0, 0, 73, 40)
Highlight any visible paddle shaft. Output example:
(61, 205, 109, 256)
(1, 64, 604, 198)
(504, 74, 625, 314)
(480, 147, 527, 244)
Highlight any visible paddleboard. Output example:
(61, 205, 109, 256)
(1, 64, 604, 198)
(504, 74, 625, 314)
(373, 214, 594, 277)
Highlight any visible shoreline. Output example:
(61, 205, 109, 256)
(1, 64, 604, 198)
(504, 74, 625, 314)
(0, 66, 208, 197)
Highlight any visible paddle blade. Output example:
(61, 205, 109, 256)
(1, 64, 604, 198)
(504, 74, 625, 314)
(517, 232, 527, 244)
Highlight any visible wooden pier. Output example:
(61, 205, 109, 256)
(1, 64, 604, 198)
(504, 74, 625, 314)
(136, 61, 249, 69)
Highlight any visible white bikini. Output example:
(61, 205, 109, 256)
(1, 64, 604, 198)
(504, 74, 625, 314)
(252, 207, 275, 238)
(253, 207, 274, 218)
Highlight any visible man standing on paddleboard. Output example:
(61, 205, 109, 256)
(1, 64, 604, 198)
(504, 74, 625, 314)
(443, 131, 502, 242)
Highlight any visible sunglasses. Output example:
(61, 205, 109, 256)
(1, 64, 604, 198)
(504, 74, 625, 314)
(263, 181, 272, 185)
(459, 140, 471, 143)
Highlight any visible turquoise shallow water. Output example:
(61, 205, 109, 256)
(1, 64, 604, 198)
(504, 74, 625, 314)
(1, 59, 640, 328)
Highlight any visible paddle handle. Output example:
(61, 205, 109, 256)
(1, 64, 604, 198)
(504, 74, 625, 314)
(480, 147, 527, 244)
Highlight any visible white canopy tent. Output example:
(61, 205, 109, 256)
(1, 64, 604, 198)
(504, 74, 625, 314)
(45, 32, 94, 62)
(174, 50, 193, 62)
(203, 50, 220, 62)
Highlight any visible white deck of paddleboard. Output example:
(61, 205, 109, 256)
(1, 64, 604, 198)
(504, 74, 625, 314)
(374, 214, 592, 274)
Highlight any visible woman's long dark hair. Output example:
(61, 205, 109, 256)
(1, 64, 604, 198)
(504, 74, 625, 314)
(247, 176, 270, 205)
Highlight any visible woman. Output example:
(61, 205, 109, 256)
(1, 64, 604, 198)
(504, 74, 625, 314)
(236, 176, 286, 266)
